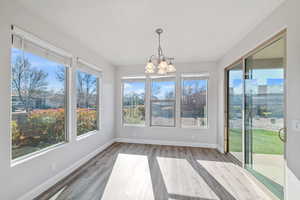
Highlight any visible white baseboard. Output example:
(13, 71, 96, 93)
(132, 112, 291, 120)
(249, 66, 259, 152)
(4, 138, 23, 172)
(18, 139, 115, 200)
(217, 144, 224, 153)
(114, 138, 217, 149)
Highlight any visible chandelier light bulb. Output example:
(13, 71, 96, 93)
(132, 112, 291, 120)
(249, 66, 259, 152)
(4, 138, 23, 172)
(157, 68, 167, 75)
(158, 60, 168, 70)
(145, 62, 155, 73)
(167, 63, 176, 73)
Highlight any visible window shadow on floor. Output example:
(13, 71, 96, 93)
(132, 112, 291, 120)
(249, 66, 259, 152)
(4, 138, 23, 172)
(146, 145, 236, 200)
(38, 143, 239, 200)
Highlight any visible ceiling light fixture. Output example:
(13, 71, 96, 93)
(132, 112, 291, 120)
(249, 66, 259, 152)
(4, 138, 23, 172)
(145, 28, 176, 75)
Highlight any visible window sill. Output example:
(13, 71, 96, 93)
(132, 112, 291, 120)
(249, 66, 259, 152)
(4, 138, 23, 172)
(122, 124, 209, 129)
(76, 130, 98, 141)
(123, 124, 146, 128)
(181, 126, 209, 130)
(11, 142, 67, 167)
(150, 125, 176, 128)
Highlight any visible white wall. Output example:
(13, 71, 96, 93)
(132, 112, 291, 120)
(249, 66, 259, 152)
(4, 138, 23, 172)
(0, 1, 115, 200)
(217, 0, 300, 199)
(1, 0, 299, 199)
(115, 62, 219, 147)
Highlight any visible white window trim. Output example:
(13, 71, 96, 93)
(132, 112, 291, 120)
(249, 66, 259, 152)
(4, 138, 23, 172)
(75, 58, 102, 139)
(121, 78, 146, 127)
(12, 25, 72, 58)
(180, 74, 209, 129)
(10, 27, 72, 164)
(76, 130, 98, 141)
(11, 142, 67, 167)
(119, 73, 210, 130)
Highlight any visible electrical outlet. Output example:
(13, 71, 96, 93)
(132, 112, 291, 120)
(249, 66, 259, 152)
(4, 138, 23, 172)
(292, 120, 300, 132)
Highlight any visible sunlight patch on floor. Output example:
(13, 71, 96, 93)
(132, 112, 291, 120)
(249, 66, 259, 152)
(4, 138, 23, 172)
(157, 157, 219, 200)
(198, 159, 272, 200)
(101, 153, 154, 200)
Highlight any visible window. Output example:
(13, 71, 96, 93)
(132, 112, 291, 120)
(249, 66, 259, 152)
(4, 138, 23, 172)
(122, 79, 145, 126)
(11, 28, 71, 160)
(181, 75, 208, 128)
(76, 64, 100, 136)
(150, 77, 176, 127)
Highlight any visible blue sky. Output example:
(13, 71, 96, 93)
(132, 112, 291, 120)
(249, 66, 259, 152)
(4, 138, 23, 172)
(11, 48, 65, 92)
(229, 68, 284, 94)
(182, 79, 207, 94)
(76, 70, 97, 93)
(152, 81, 175, 99)
(230, 69, 283, 87)
(124, 80, 207, 99)
(124, 81, 145, 96)
(267, 78, 284, 85)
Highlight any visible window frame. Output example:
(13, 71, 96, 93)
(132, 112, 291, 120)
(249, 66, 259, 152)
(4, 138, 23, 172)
(10, 26, 72, 164)
(180, 74, 209, 129)
(150, 76, 176, 127)
(75, 59, 102, 139)
(121, 77, 146, 127)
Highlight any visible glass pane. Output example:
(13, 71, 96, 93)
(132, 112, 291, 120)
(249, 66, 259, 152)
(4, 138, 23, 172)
(151, 79, 175, 100)
(11, 48, 66, 159)
(151, 102, 175, 127)
(245, 38, 285, 199)
(76, 70, 98, 136)
(181, 78, 208, 128)
(227, 63, 243, 162)
(122, 81, 145, 125)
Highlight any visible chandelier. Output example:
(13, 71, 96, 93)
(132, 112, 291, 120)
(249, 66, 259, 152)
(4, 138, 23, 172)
(145, 28, 176, 75)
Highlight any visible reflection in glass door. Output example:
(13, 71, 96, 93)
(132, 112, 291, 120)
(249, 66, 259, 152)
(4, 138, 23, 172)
(226, 34, 286, 199)
(227, 62, 244, 163)
(245, 37, 285, 199)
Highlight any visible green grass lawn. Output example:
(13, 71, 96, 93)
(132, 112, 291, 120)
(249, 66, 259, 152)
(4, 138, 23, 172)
(229, 129, 284, 154)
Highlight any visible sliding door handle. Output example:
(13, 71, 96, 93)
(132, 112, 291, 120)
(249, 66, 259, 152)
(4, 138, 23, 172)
(278, 128, 286, 143)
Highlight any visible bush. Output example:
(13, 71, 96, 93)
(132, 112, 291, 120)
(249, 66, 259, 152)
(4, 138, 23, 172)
(26, 108, 66, 143)
(12, 109, 65, 148)
(12, 120, 21, 145)
(12, 108, 98, 148)
(77, 108, 97, 136)
(123, 105, 145, 124)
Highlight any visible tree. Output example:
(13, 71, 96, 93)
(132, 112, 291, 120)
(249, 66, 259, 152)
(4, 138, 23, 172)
(55, 67, 65, 82)
(77, 72, 97, 108)
(12, 56, 48, 112)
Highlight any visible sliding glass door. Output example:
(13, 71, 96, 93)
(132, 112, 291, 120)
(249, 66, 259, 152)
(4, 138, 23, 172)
(245, 37, 285, 199)
(226, 34, 286, 200)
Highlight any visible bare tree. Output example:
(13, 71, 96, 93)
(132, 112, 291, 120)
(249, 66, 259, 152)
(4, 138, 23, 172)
(76, 72, 97, 108)
(55, 67, 65, 82)
(12, 56, 48, 112)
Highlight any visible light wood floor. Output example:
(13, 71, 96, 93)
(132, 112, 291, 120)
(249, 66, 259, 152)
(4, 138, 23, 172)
(37, 143, 273, 200)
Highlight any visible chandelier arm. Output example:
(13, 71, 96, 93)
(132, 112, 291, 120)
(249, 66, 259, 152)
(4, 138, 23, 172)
(158, 33, 161, 59)
(148, 55, 156, 61)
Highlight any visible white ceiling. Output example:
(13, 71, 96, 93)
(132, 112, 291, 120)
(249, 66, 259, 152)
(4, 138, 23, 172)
(17, 0, 285, 66)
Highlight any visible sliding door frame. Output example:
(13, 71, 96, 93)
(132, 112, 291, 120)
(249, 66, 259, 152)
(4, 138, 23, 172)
(224, 29, 287, 168)
(224, 59, 245, 165)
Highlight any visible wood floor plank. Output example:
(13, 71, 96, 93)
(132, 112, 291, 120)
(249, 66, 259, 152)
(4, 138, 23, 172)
(37, 143, 274, 200)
